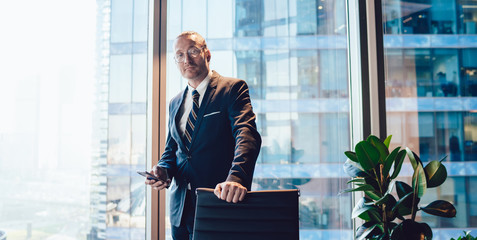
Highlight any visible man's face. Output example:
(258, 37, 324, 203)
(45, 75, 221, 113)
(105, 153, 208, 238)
(174, 35, 210, 81)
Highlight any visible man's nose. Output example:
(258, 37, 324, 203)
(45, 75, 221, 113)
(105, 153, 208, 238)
(183, 53, 192, 64)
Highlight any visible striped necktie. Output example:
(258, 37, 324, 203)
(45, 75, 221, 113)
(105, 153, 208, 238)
(184, 90, 200, 151)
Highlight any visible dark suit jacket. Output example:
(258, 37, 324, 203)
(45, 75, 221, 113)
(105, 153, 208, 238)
(157, 71, 262, 227)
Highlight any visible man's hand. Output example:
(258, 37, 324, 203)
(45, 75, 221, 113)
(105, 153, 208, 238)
(214, 181, 247, 203)
(145, 165, 170, 191)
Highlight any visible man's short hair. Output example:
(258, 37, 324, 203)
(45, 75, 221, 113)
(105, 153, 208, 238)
(176, 31, 207, 49)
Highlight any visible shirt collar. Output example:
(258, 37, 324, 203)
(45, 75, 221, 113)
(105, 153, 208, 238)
(187, 71, 211, 97)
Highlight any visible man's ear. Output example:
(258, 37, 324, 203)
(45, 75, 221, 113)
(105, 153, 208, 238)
(206, 49, 211, 62)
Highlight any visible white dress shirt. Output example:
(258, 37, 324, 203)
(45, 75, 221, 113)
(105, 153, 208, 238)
(178, 71, 211, 138)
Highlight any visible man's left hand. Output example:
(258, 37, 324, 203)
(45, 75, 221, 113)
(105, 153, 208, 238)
(214, 181, 247, 203)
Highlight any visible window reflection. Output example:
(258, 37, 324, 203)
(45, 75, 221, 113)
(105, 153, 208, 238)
(167, 0, 351, 238)
(384, 0, 477, 237)
(235, 0, 263, 37)
(384, 0, 477, 35)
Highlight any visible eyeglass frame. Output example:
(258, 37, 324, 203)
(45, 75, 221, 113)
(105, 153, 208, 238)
(174, 46, 206, 63)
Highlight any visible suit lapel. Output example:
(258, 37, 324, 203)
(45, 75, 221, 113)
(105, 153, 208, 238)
(189, 71, 219, 149)
(171, 87, 188, 153)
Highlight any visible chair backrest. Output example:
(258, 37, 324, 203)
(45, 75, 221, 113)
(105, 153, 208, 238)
(193, 188, 300, 240)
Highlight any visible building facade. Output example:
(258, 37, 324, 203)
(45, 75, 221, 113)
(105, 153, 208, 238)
(89, 0, 477, 239)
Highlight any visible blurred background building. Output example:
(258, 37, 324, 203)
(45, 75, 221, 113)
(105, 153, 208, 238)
(1, 0, 476, 239)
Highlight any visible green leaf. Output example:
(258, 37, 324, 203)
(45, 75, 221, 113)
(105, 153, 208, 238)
(406, 148, 423, 170)
(420, 222, 433, 240)
(412, 162, 427, 198)
(383, 135, 392, 148)
(395, 181, 413, 199)
(352, 198, 370, 219)
(347, 178, 365, 184)
(356, 222, 380, 240)
(365, 191, 382, 201)
(374, 194, 390, 206)
(390, 221, 405, 240)
(421, 200, 457, 218)
(355, 141, 380, 171)
(390, 149, 406, 179)
(339, 184, 375, 194)
(375, 181, 395, 205)
(424, 160, 448, 188)
(352, 197, 381, 222)
(383, 147, 401, 178)
(367, 135, 389, 163)
(392, 192, 414, 217)
(392, 220, 432, 240)
(343, 159, 368, 178)
(345, 151, 359, 162)
(365, 177, 380, 192)
(384, 195, 398, 222)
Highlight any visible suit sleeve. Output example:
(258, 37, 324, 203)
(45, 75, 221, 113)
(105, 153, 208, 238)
(157, 102, 178, 178)
(225, 80, 262, 189)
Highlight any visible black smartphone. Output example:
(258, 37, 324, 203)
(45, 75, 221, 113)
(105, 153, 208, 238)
(137, 171, 160, 181)
(137, 170, 171, 188)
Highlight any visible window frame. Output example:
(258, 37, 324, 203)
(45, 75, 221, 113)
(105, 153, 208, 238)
(149, 0, 389, 239)
(149, 0, 167, 240)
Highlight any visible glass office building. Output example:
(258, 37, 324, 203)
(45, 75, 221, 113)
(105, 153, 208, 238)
(89, 0, 150, 239)
(382, 0, 477, 238)
(1, 0, 476, 239)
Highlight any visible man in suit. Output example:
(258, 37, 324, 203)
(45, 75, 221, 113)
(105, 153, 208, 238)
(145, 31, 261, 240)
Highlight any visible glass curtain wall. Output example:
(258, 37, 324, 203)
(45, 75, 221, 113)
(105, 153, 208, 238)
(0, 1, 96, 239)
(0, 0, 153, 239)
(383, 0, 477, 238)
(165, 0, 352, 239)
(91, 0, 152, 239)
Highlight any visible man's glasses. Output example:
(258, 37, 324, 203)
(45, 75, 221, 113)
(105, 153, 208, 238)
(174, 46, 205, 63)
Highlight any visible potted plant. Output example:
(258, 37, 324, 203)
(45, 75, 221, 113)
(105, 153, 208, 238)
(451, 231, 476, 240)
(341, 135, 456, 240)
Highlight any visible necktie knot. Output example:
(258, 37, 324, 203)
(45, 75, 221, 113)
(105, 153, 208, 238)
(192, 90, 199, 99)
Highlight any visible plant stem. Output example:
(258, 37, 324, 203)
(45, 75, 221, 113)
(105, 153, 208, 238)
(373, 168, 383, 195)
(411, 176, 418, 221)
(382, 203, 389, 239)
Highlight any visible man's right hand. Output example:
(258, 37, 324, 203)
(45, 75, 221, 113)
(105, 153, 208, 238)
(145, 165, 171, 191)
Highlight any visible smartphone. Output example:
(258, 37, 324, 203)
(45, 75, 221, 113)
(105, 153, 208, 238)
(137, 171, 160, 181)
(137, 170, 171, 188)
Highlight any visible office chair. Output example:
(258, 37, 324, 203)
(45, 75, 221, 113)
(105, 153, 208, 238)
(193, 188, 300, 240)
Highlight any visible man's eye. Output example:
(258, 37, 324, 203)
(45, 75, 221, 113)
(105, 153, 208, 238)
(176, 53, 184, 58)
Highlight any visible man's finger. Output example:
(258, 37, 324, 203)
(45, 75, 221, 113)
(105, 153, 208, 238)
(226, 186, 237, 202)
(152, 181, 168, 191)
(151, 166, 157, 176)
(232, 189, 242, 203)
(220, 184, 230, 201)
(145, 179, 156, 185)
(238, 189, 247, 202)
(214, 184, 222, 198)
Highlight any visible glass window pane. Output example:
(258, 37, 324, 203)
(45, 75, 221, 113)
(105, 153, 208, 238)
(110, 55, 132, 103)
(133, 0, 149, 42)
(207, 0, 234, 38)
(108, 115, 131, 165)
(383, 0, 477, 237)
(133, 54, 148, 102)
(0, 1, 152, 239)
(165, 0, 352, 239)
(111, 0, 133, 43)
